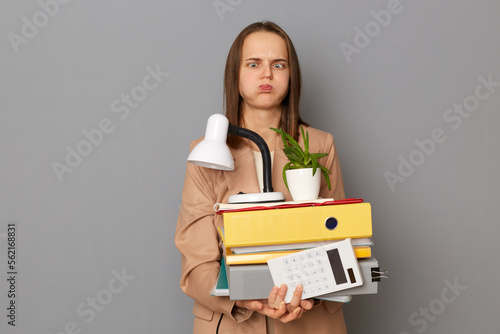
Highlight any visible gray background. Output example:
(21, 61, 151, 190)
(1, 0, 499, 333)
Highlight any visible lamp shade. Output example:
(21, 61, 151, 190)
(187, 114, 234, 171)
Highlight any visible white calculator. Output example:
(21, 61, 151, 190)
(267, 238, 363, 302)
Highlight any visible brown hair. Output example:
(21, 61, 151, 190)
(224, 21, 307, 149)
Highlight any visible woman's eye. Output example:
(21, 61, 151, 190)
(274, 63, 284, 69)
(249, 63, 258, 68)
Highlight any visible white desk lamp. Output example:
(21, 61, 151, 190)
(187, 114, 285, 204)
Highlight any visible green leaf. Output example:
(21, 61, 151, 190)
(311, 152, 328, 160)
(303, 154, 312, 168)
(288, 157, 306, 168)
(280, 132, 288, 147)
(301, 126, 309, 155)
(282, 131, 304, 155)
(289, 165, 305, 170)
(311, 155, 318, 175)
(319, 165, 332, 190)
(283, 147, 306, 165)
(282, 162, 292, 190)
(283, 146, 302, 158)
(319, 164, 332, 175)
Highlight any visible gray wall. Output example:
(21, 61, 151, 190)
(1, 1, 498, 333)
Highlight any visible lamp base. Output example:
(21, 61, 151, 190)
(228, 192, 285, 204)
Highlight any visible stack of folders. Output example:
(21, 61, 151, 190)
(211, 198, 384, 303)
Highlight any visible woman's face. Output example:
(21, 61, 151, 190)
(238, 31, 290, 113)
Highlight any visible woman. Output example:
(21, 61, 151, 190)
(175, 21, 347, 333)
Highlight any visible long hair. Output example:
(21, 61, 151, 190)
(224, 21, 307, 149)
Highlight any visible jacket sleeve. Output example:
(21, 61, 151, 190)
(174, 141, 252, 323)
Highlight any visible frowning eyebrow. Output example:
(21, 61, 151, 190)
(244, 57, 288, 62)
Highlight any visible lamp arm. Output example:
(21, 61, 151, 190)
(228, 124, 274, 193)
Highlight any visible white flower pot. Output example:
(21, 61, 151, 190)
(285, 168, 321, 201)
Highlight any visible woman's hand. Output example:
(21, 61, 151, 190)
(235, 284, 314, 323)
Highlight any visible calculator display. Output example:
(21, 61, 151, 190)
(327, 248, 348, 285)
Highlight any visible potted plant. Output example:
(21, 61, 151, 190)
(271, 126, 332, 201)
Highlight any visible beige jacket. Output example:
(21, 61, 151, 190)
(175, 126, 347, 334)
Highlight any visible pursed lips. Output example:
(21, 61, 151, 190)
(259, 84, 273, 91)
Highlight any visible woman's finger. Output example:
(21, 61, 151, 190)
(269, 284, 287, 309)
(278, 306, 303, 323)
(267, 286, 280, 309)
(236, 299, 263, 311)
(299, 298, 314, 311)
(286, 284, 303, 311)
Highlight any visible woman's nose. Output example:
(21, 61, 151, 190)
(261, 64, 273, 78)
